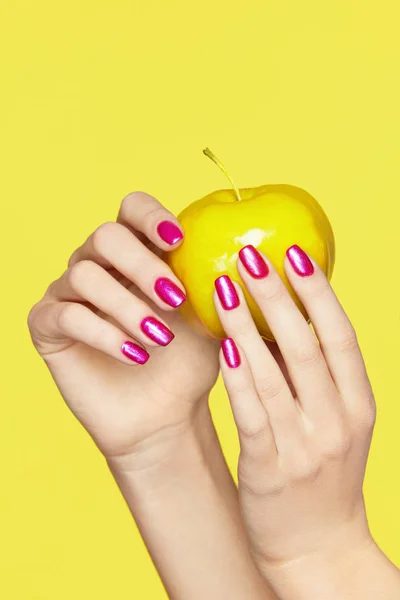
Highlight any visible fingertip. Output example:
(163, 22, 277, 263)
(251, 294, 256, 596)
(214, 275, 241, 310)
(121, 341, 150, 365)
(237, 245, 270, 279)
(285, 245, 315, 278)
(140, 316, 175, 347)
(221, 337, 241, 369)
(154, 276, 187, 309)
(156, 220, 184, 248)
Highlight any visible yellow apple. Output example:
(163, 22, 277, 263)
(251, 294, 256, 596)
(167, 149, 335, 341)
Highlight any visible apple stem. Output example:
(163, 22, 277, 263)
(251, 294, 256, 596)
(203, 148, 242, 201)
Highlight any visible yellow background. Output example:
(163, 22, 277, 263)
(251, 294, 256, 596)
(1, 1, 400, 598)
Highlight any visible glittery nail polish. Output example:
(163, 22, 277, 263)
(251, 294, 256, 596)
(140, 316, 174, 346)
(221, 338, 241, 368)
(239, 245, 269, 279)
(215, 275, 240, 310)
(157, 221, 183, 245)
(121, 341, 149, 364)
(286, 245, 314, 277)
(155, 277, 186, 308)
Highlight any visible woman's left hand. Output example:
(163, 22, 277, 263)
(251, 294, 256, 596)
(214, 244, 380, 595)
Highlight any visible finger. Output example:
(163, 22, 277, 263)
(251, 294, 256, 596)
(214, 277, 304, 456)
(68, 222, 186, 311)
(33, 301, 150, 365)
(219, 339, 277, 462)
(265, 341, 297, 398)
(47, 260, 175, 348)
(118, 191, 184, 250)
(284, 245, 374, 414)
(237, 245, 338, 422)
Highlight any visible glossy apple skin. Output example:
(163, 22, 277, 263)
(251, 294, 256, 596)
(167, 185, 335, 341)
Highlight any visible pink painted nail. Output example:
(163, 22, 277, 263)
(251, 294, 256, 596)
(286, 245, 314, 277)
(157, 221, 183, 245)
(222, 338, 241, 368)
(121, 341, 150, 364)
(239, 245, 269, 279)
(215, 275, 240, 310)
(155, 277, 186, 308)
(140, 316, 174, 346)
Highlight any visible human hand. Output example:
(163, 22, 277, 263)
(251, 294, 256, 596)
(214, 244, 377, 586)
(28, 192, 219, 464)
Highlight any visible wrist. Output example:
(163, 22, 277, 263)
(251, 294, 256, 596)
(258, 521, 376, 600)
(108, 398, 271, 600)
(106, 396, 213, 480)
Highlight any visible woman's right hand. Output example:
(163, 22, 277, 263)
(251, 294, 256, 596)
(28, 191, 219, 464)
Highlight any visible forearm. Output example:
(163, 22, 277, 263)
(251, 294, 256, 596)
(108, 400, 271, 600)
(191, 399, 249, 531)
(261, 531, 400, 600)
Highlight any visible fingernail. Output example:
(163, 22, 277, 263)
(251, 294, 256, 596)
(222, 338, 241, 368)
(140, 316, 174, 346)
(157, 221, 183, 245)
(239, 245, 269, 279)
(215, 275, 240, 310)
(121, 341, 150, 364)
(286, 245, 314, 277)
(155, 277, 186, 308)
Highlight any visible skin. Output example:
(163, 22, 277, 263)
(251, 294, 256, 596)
(27, 191, 270, 600)
(216, 247, 400, 599)
(28, 188, 399, 598)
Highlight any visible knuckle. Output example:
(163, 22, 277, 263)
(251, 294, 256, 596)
(143, 205, 167, 229)
(357, 402, 377, 434)
(309, 278, 330, 300)
(237, 465, 262, 496)
(120, 192, 140, 218)
(262, 281, 286, 304)
(238, 417, 270, 444)
(68, 248, 80, 268)
(68, 260, 96, 291)
(230, 318, 254, 340)
(256, 376, 286, 401)
(91, 221, 119, 253)
(57, 303, 80, 333)
(286, 452, 321, 482)
(90, 320, 110, 348)
(27, 301, 42, 333)
(322, 429, 351, 459)
(335, 326, 359, 355)
(114, 294, 138, 319)
(365, 402, 377, 430)
(296, 458, 321, 482)
(238, 460, 279, 496)
(120, 192, 168, 232)
(297, 460, 321, 482)
(233, 383, 255, 398)
(292, 339, 321, 367)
